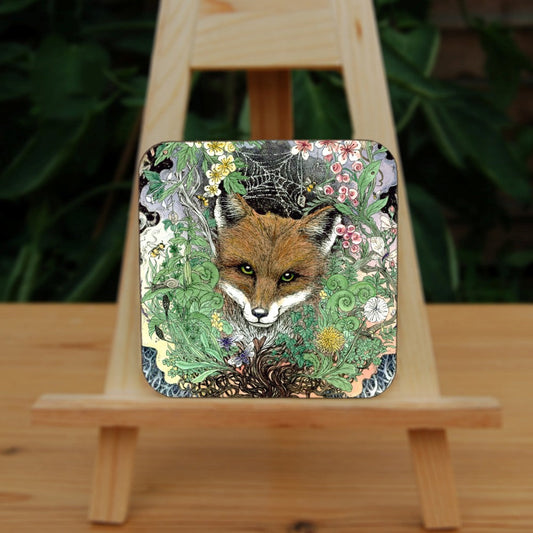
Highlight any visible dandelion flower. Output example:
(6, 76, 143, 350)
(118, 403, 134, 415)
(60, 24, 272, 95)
(316, 326, 345, 354)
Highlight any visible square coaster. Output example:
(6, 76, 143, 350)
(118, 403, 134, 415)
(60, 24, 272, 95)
(139, 140, 397, 398)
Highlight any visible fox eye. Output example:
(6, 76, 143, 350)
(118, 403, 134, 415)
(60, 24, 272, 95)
(240, 264, 254, 276)
(280, 271, 296, 283)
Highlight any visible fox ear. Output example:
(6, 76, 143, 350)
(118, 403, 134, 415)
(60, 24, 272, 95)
(214, 193, 254, 229)
(299, 206, 341, 254)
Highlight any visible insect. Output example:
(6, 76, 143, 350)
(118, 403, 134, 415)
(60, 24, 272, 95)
(197, 195, 209, 207)
(150, 243, 165, 258)
(306, 181, 316, 192)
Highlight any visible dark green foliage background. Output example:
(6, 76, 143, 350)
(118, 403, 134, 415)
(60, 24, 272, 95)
(0, 0, 531, 302)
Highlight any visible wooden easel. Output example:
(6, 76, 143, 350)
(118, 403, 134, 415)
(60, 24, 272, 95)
(32, 0, 502, 529)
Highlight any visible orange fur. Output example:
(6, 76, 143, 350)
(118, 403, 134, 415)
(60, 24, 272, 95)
(216, 196, 335, 313)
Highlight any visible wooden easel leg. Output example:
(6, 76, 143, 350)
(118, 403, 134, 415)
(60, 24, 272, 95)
(408, 429, 461, 530)
(247, 70, 294, 139)
(89, 426, 138, 524)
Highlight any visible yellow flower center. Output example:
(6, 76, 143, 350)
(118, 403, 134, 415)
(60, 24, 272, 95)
(316, 326, 345, 354)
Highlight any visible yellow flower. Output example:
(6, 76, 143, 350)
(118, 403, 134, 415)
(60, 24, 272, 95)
(216, 155, 236, 176)
(316, 326, 345, 354)
(207, 164, 225, 184)
(225, 142, 235, 152)
(211, 312, 223, 332)
(319, 289, 328, 300)
(204, 141, 225, 156)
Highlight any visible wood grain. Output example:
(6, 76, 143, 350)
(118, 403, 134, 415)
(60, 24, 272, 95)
(248, 70, 294, 139)
(1, 304, 531, 531)
(32, 395, 501, 430)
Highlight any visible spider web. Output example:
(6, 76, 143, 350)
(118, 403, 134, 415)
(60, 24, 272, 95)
(236, 142, 328, 218)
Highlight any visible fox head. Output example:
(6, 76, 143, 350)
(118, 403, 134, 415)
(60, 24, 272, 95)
(215, 194, 340, 328)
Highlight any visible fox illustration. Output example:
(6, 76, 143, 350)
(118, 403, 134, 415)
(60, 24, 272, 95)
(214, 193, 340, 345)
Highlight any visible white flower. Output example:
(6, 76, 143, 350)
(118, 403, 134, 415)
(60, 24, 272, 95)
(379, 213, 397, 231)
(204, 183, 221, 197)
(369, 236, 386, 256)
(203, 141, 225, 156)
(206, 164, 225, 184)
(364, 297, 388, 322)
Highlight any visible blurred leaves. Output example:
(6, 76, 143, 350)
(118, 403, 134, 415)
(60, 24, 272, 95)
(0, 0, 531, 302)
(0, 0, 153, 301)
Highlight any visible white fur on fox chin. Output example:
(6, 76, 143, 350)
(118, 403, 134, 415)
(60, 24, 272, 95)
(219, 281, 312, 349)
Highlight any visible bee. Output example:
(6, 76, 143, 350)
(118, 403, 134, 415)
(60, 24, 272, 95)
(197, 195, 209, 207)
(306, 181, 317, 192)
(150, 243, 165, 258)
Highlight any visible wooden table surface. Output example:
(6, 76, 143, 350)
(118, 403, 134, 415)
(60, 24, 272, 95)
(1, 303, 532, 532)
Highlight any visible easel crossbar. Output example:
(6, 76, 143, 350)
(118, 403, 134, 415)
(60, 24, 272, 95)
(32, 394, 501, 430)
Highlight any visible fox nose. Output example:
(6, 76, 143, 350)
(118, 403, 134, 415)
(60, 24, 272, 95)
(251, 307, 269, 319)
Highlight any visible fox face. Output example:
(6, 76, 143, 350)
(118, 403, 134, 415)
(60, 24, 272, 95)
(215, 194, 340, 328)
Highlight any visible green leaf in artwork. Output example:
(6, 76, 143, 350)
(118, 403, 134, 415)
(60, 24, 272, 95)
(333, 202, 355, 216)
(365, 197, 388, 217)
(358, 161, 381, 196)
(191, 368, 220, 383)
(326, 376, 353, 392)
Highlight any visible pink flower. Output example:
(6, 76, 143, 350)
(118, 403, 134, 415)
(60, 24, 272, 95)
(335, 224, 346, 235)
(324, 185, 334, 195)
(338, 141, 361, 163)
(331, 162, 342, 174)
(343, 233, 351, 241)
(348, 188, 358, 200)
(352, 161, 363, 172)
(316, 140, 339, 156)
(338, 194, 346, 202)
(336, 175, 344, 182)
(352, 199, 359, 206)
(351, 232, 362, 244)
(350, 244, 360, 254)
(290, 140, 314, 160)
(341, 173, 350, 183)
(339, 186, 348, 195)
(346, 225, 355, 234)
(342, 240, 350, 249)
(324, 154, 333, 162)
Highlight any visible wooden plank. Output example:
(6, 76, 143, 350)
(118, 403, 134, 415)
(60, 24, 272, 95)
(248, 70, 294, 139)
(104, 0, 201, 398)
(32, 394, 501, 430)
(4, 304, 526, 531)
(409, 429, 462, 529)
(191, 7, 340, 69)
(334, 0, 441, 400)
(89, 427, 138, 524)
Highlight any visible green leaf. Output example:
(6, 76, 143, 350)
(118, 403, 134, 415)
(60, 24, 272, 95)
(154, 142, 180, 165)
(223, 172, 248, 195)
(31, 35, 110, 120)
(293, 71, 351, 139)
(334, 202, 355, 216)
(176, 361, 215, 371)
(0, 0, 39, 14)
(326, 376, 353, 392)
(191, 368, 220, 383)
(365, 197, 388, 217)
(0, 117, 91, 199)
(408, 183, 456, 301)
(358, 161, 381, 196)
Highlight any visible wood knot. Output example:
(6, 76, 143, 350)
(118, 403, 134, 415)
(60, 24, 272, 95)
(288, 521, 316, 533)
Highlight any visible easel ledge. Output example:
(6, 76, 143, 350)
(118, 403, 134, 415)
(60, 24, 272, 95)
(33, 394, 501, 430)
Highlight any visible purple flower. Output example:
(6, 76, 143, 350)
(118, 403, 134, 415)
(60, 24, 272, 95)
(218, 335, 237, 351)
(228, 348, 252, 368)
